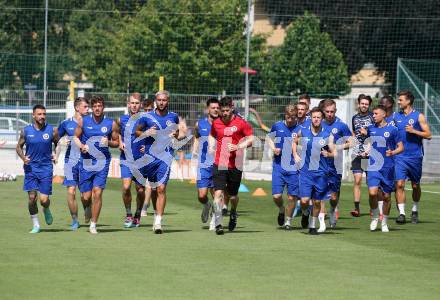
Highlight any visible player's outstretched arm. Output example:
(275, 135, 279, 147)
(108, 121, 120, 148)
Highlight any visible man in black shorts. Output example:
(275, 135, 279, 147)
(351, 94, 373, 217)
(208, 97, 254, 235)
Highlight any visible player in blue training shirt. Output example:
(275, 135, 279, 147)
(192, 98, 219, 230)
(320, 99, 352, 232)
(57, 97, 89, 230)
(16, 104, 59, 233)
(297, 101, 311, 128)
(116, 93, 145, 228)
(293, 107, 336, 235)
(268, 104, 300, 230)
(360, 105, 404, 232)
(74, 96, 119, 234)
(140, 98, 155, 217)
(136, 90, 181, 234)
(393, 90, 432, 224)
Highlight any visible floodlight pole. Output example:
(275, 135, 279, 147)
(43, 0, 48, 107)
(244, 0, 252, 121)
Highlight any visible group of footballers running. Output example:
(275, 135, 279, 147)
(16, 89, 431, 235)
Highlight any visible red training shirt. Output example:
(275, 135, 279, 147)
(210, 115, 253, 169)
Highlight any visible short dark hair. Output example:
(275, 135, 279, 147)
(398, 90, 415, 105)
(298, 94, 311, 104)
(219, 96, 233, 107)
(357, 94, 372, 104)
(206, 97, 219, 107)
(372, 105, 386, 112)
(74, 97, 88, 109)
(380, 95, 394, 106)
(33, 104, 45, 112)
(90, 95, 105, 106)
(310, 106, 324, 117)
(143, 98, 154, 107)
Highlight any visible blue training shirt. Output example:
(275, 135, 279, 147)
(323, 116, 352, 171)
(298, 125, 331, 174)
(58, 117, 80, 163)
(80, 115, 114, 163)
(269, 120, 299, 172)
(196, 117, 214, 167)
(119, 113, 143, 160)
(24, 123, 54, 170)
(393, 109, 424, 158)
(366, 122, 401, 168)
(138, 110, 179, 162)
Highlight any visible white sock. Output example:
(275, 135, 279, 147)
(31, 214, 40, 228)
(310, 216, 317, 228)
(154, 214, 162, 225)
(318, 213, 325, 224)
(382, 215, 389, 225)
(398, 203, 405, 215)
(378, 201, 383, 215)
(285, 217, 292, 226)
(412, 202, 419, 212)
(222, 204, 227, 210)
(90, 222, 96, 229)
(279, 206, 285, 213)
(371, 208, 379, 219)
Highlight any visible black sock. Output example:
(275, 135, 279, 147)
(354, 202, 360, 211)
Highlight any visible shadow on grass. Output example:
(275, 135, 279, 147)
(163, 229, 192, 234)
(40, 228, 70, 233)
(96, 228, 126, 233)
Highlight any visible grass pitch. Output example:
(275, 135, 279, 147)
(0, 178, 439, 299)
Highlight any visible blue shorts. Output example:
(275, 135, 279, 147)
(197, 166, 213, 189)
(120, 160, 133, 179)
(328, 170, 342, 193)
(299, 171, 330, 201)
(272, 164, 299, 196)
(367, 166, 395, 194)
(63, 162, 80, 187)
(23, 165, 53, 195)
(141, 160, 171, 187)
(395, 157, 423, 184)
(79, 164, 110, 193)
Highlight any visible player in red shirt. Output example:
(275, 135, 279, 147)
(208, 97, 254, 235)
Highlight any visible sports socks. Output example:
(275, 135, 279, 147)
(412, 202, 419, 212)
(398, 203, 405, 215)
(31, 214, 40, 228)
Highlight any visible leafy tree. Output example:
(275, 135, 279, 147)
(261, 12, 350, 96)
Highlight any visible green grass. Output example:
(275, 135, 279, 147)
(0, 178, 439, 299)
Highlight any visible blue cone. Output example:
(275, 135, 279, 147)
(239, 183, 249, 193)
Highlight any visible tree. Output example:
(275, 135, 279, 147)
(261, 12, 350, 96)
(259, 0, 440, 86)
(68, 0, 262, 94)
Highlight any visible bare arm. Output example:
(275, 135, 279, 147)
(292, 130, 301, 162)
(16, 130, 30, 164)
(208, 134, 216, 154)
(192, 122, 200, 156)
(108, 121, 119, 148)
(73, 118, 86, 153)
(52, 128, 60, 163)
(406, 113, 432, 140)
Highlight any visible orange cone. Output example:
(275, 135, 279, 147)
(52, 175, 64, 184)
(252, 188, 267, 196)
